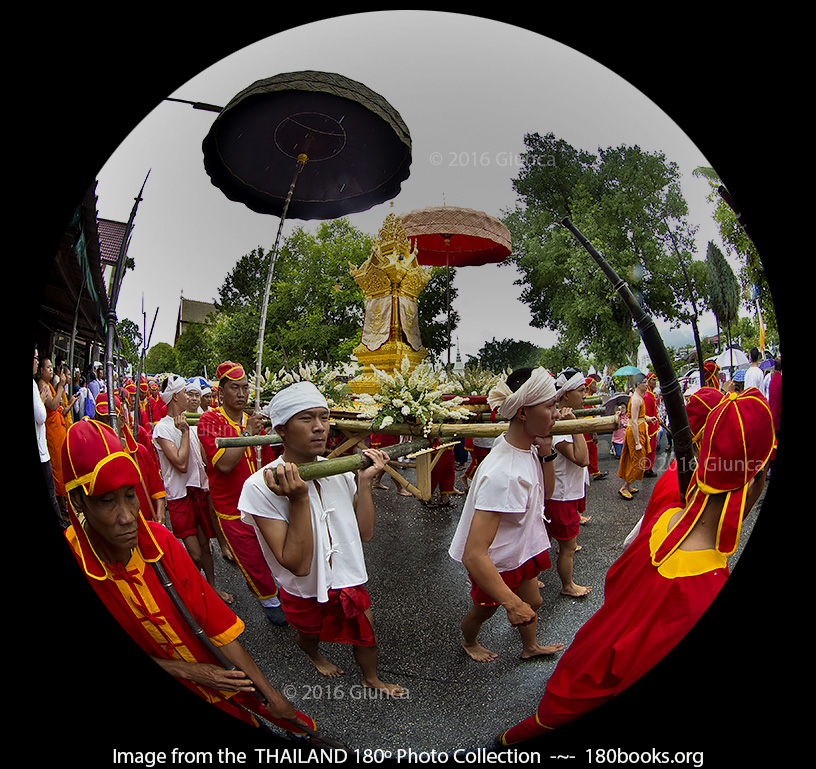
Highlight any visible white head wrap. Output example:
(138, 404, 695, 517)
(160, 374, 186, 404)
(555, 369, 585, 400)
(266, 381, 329, 428)
(487, 367, 557, 419)
(185, 377, 202, 394)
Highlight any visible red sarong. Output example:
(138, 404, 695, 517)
(469, 551, 552, 606)
(279, 585, 376, 646)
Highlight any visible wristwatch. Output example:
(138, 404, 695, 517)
(241, 430, 251, 437)
(541, 451, 558, 463)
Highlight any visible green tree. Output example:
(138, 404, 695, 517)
(175, 323, 214, 377)
(536, 340, 590, 377)
(116, 318, 142, 369)
(693, 166, 776, 332)
(705, 241, 740, 353)
(214, 219, 371, 373)
(470, 337, 541, 372)
(144, 342, 177, 374)
(504, 133, 707, 366)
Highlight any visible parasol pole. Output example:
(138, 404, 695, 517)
(561, 217, 695, 494)
(254, 154, 308, 417)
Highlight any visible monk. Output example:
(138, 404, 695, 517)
(617, 374, 657, 499)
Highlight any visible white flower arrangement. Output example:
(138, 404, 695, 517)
(357, 356, 472, 436)
(253, 363, 356, 410)
(448, 364, 508, 397)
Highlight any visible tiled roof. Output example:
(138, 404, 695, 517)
(179, 297, 216, 324)
(97, 218, 127, 265)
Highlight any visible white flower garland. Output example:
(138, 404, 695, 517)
(356, 357, 471, 436)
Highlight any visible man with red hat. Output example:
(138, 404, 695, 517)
(61, 417, 314, 736)
(93, 390, 167, 526)
(497, 388, 775, 744)
(196, 361, 286, 625)
(642, 373, 660, 477)
(622, 386, 726, 547)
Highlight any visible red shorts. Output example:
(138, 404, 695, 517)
(545, 497, 585, 541)
(167, 486, 215, 540)
(469, 551, 552, 606)
(279, 585, 376, 646)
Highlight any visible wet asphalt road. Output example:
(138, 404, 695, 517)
(209, 433, 765, 758)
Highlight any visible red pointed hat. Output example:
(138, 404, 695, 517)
(61, 418, 162, 579)
(703, 360, 721, 390)
(93, 391, 121, 416)
(653, 388, 775, 564)
(216, 360, 246, 381)
(685, 387, 726, 444)
(92, 392, 139, 453)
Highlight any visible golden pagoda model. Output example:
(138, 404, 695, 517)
(348, 212, 432, 394)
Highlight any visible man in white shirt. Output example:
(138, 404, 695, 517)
(743, 347, 765, 391)
(549, 369, 592, 597)
(239, 381, 404, 697)
(449, 367, 565, 663)
(153, 374, 232, 605)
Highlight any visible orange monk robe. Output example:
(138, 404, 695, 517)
(44, 383, 68, 496)
(617, 400, 650, 484)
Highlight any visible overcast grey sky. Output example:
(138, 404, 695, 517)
(94, 10, 729, 370)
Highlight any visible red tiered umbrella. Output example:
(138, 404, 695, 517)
(400, 206, 511, 368)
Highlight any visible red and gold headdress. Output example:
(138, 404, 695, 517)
(652, 388, 775, 565)
(216, 360, 245, 381)
(685, 387, 726, 445)
(703, 360, 721, 390)
(62, 418, 162, 579)
(93, 392, 139, 454)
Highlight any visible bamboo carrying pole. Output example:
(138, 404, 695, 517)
(217, 414, 619, 450)
(266, 437, 431, 485)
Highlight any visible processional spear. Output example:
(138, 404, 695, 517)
(561, 217, 695, 494)
(105, 172, 150, 438)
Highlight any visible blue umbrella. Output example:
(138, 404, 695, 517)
(612, 365, 643, 377)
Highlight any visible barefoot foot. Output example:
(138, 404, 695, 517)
(521, 642, 565, 659)
(462, 641, 498, 662)
(363, 678, 406, 697)
(307, 654, 345, 677)
(561, 583, 592, 597)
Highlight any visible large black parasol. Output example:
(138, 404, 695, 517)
(201, 71, 412, 413)
(202, 70, 411, 220)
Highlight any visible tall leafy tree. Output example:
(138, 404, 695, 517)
(503, 132, 708, 365)
(469, 337, 541, 372)
(213, 219, 370, 373)
(693, 166, 776, 333)
(705, 241, 740, 352)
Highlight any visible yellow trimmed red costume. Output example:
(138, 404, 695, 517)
(499, 389, 775, 743)
(637, 387, 727, 534)
(93, 391, 166, 521)
(61, 418, 313, 734)
(196, 363, 279, 602)
(643, 373, 660, 473)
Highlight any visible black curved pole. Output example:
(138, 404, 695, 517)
(560, 217, 694, 494)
